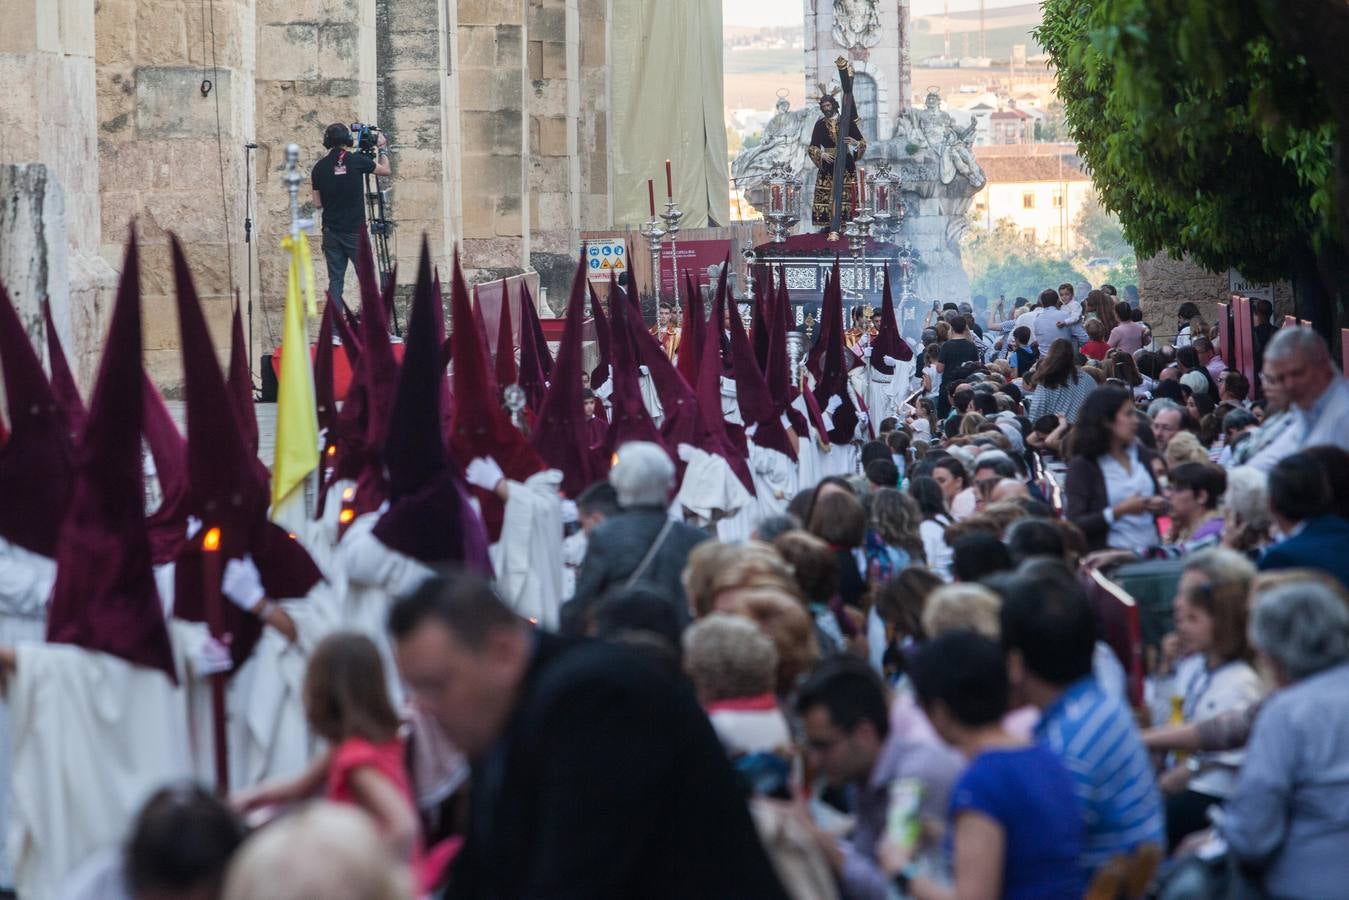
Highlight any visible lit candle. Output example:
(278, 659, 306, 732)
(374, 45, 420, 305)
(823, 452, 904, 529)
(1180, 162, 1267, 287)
(648, 179, 656, 217)
(201, 527, 229, 797)
(665, 159, 673, 198)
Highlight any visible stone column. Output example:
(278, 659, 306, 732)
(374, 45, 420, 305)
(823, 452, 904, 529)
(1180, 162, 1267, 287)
(254, 0, 377, 349)
(526, 0, 583, 307)
(96, 0, 256, 392)
(377, 0, 458, 288)
(0, 0, 115, 387)
(457, 1, 528, 280)
(577, 0, 611, 232)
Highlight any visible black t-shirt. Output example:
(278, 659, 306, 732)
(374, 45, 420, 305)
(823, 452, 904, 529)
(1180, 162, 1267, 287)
(937, 337, 980, 384)
(311, 148, 376, 233)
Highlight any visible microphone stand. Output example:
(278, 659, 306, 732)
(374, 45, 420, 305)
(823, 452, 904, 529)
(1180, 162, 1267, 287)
(243, 142, 258, 393)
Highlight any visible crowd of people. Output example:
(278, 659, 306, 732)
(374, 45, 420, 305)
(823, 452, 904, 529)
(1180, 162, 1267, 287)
(0, 233, 1347, 900)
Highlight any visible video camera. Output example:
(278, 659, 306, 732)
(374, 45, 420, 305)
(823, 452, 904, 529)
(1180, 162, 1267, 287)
(349, 122, 381, 155)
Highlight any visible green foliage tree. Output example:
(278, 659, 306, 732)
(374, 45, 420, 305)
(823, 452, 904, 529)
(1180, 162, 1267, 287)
(1074, 194, 1130, 261)
(1036, 0, 1345, 333)
(964, 219, 1090, 304)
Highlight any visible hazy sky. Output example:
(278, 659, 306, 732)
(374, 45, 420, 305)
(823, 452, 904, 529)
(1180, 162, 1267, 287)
(722, 0, 1034, 28)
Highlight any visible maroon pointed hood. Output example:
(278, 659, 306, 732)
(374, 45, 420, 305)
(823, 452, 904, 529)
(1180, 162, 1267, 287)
(587, 281, 612, 391)
(675, 283, 706, 388)
(870, 264, 911, 375)
(46, 233, 176, 681)
(373, 240, 491, 571)
(447, 251, 545, 539)
(350, 239, 399, 515)
(43, 299, 86, 438)
(143, 372, 190, 566)
(493, 283, 518, 388)
(806, 259, 838, 379)
(621, 288, 701, 452)
(0, 282, 76, 557)
(529, 255, 609, 497)
(171, 236, 267, 529)
(602, 277, 669, 459)
(693, 272, 754, 493)
(728, 277, 794, 461)
(228, 301, 259, 457)
(172, 236, 321, 671)
(752, 280, 772, 374)
(516, 280, 550, 412)
(811, 259, 858, 443)
(471, 289, 499, 399)
(518, 281, 553, 377)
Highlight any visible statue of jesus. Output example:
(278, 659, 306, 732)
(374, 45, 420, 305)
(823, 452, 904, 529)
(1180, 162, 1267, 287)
(806, 91, 866, 232)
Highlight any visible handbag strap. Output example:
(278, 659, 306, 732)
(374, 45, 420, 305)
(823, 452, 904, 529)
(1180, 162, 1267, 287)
(623, 517, 677, 590)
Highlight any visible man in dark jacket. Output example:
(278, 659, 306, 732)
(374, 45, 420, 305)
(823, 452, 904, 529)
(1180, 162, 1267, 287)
(389, 573, 787, 900)
(1260, 451, 1349, 588)
(567, 442, 708, 631)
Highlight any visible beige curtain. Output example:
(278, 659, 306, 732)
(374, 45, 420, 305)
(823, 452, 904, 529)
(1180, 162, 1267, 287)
(610, 0, 730, 228)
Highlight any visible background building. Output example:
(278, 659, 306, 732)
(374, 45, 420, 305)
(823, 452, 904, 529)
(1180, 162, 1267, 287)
(0, 0, 729, 394)
(970, 144, 1093, 251)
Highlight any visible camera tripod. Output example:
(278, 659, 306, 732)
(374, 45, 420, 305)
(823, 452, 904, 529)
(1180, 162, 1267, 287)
(364, 170, 400, 335)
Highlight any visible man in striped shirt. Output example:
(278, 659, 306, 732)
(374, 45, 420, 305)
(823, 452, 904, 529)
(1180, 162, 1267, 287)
(997, 565, 1166, 874)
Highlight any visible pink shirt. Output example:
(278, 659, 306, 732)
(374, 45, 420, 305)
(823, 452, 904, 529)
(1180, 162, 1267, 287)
(1107, 321, 1146, 355)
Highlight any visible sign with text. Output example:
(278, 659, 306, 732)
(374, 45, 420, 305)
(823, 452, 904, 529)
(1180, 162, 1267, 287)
(585, 239, 628, 283)
(659, 239, 735, 295)
(1227, 269, 1274, 301)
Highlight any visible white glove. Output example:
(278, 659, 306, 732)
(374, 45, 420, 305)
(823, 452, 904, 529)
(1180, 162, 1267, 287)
(862, 346, 873, 359)
(826, 395, 844, 415)
(192, 636, 233, 677)
(883, 355, 902, 368)
(222, 555, 265, 612)
(185, 515, 203, 540)
(857, 411, 870, 427)
(560, 499, 579, 525)
(594, 378, 614, 400)
(466, 456, 505, 492)
(638, 365, 651, 377)
(677, 444, 697, 462)
(719, 376, 738, 398)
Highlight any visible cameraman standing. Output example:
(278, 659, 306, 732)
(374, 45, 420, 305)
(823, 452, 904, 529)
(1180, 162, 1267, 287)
(311, 122, 391, 305)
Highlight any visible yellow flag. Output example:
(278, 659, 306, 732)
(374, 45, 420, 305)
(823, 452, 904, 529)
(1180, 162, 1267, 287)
(272, 232, 319, 509)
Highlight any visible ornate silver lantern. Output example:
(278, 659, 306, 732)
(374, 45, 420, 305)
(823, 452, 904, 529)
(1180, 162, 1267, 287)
(867, 160, 904, 244)
(762, 163, 803, 242)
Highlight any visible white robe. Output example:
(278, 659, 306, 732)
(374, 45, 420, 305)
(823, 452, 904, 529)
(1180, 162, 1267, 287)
(638, 368, 664, 429)
(491, 470, 564, 630)
(749, 441, 798, 523)
(336, 512, 435, 704)
(0, 538, 53, 890)
(675, 445, 754, 526)
(8, 643, 194, 899)
(223, 581, 340, 792)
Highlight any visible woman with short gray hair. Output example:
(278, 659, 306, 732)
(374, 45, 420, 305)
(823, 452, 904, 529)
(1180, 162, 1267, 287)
(608, 441, 675, 507)
(1220, 465, 1272, 554)
(1221, 580, 1349, 897)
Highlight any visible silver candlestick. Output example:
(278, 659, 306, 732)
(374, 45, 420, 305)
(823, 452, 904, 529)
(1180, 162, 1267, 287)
(660, 198, 684, 307)
(638, 216, 667, 302)
(284, 144, 314, 238)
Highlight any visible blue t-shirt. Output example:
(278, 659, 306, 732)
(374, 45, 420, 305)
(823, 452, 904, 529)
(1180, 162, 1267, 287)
(948, 745, 1087, 900)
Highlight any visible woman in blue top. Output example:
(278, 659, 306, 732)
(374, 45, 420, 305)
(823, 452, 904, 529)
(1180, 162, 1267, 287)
(885, 630, 1086, 900)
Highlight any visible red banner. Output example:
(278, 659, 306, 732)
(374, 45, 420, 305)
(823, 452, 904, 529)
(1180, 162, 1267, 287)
(659, 239, 734, 295)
